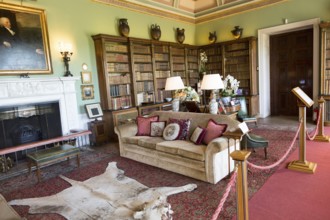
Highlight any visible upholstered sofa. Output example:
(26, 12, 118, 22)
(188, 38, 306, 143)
(114, 111, 241, 184)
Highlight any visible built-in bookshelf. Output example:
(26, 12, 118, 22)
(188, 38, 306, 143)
(201, 43, 222, 75)
(320, 22, 330, 125)
(186, 46, 199, 89)
(92, 35, 133, 111)
(170, 45, 186, 84)
(130, 38, 155, 105)
(153, 42, 171, 102)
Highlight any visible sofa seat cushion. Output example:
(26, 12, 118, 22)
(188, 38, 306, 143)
(156, 141, 206, 161)
(138, 137, 165, 150)
(122, 136, 151, 145)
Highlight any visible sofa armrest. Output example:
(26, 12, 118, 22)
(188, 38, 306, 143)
(114, 123, 137, 138)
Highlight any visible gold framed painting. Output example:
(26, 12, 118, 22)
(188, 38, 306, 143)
(81, 85, 94, 100)
(0, 3, 52, 75)
(81, 71, 92, 84)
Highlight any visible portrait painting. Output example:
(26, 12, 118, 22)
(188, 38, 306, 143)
(81, 85, 95, 100)
(0, 3, 52, 75)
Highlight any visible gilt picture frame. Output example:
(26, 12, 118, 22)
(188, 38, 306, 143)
(81, 85, 94, 100)
(81, 71, 92, 84)
(0, 3, 52, 75)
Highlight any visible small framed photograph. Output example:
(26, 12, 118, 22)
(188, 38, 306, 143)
(85, 103, 103, 119)
(81, 85, 94, 100)
(81, 71, 92, 84)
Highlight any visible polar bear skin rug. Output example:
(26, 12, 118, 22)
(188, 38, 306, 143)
(9, 162, 197, 220)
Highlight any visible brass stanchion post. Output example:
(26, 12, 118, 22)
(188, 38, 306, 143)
(314, 96, 330, 142)
(230, 150, 251, 220)
(287, 100, 317, 173)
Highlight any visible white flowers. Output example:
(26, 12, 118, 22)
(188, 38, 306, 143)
(174, 86, 200, 102)
(221, 74, 240, 97)
(199, 51, 208, 73)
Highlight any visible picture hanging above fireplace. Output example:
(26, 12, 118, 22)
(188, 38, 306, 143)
(0, 3, 52, 75)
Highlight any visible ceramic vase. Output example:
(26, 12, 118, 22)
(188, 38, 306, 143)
(209, 98, 218, 114)
(151, 24, 161, 40)
(118, 18, 130, 37)
(172, 99, 180, 112)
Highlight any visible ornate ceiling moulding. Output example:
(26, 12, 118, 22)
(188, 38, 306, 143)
(195, 0, 288, 24)
(92, 0, 196, 24)
(92, 0, 288, 24)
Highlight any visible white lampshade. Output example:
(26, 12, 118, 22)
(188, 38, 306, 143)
(165, 76, 185, 91)
(201, 74, 224, 90)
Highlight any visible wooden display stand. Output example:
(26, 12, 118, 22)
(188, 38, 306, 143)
(88, 120, 108, 146)
(287, 87, 317, 174)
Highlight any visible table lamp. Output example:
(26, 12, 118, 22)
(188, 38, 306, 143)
(201, 74, 224, 114)
(165, 76, 185, 111)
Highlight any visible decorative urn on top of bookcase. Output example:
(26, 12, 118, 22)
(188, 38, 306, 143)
(118, 18, 130, 37)
(151, 24, 161, 40)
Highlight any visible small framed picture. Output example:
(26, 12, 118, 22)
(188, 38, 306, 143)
(81, 71, 92, 84)
(85, 103, 103, 119)
(81, 85, 94, 100)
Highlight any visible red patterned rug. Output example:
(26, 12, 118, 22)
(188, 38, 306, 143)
(0, 128, 298, 220)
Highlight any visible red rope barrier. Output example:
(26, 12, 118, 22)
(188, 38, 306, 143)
(247, 121, 302, 170)
(211, 167, 238, 220)
(306, 107, 321, 140)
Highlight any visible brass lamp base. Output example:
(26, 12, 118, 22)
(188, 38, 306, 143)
(287, 160, 317, 174)
(313, 135, 330, 142)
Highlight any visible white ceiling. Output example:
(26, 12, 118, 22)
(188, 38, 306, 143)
(93, 0, 287, 24)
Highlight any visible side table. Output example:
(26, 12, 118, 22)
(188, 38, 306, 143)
(88, 120, 108, 146)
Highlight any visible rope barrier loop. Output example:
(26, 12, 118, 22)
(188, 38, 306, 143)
(247, 121, 302, 170)
(211, 166, 238, 220)
(306, 106, 322, 140)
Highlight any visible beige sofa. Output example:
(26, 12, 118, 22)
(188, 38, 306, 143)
(114, 111, 241, 184)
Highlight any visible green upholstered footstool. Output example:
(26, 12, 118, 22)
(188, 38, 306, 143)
(241, 133, 269, 159)
(27, 144, 80, 182)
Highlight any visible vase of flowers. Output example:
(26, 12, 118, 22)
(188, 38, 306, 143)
(220, 74, 240, 105)
(174, 86, 200, 111)
(199, 50, 208, 79)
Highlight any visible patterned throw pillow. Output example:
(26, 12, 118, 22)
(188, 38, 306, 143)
(136, 115, 159, 136)
(190, 126, 207, 145)
(150, 121, 166, 137)
(163, 123, 180, 141)
(168, 118, 191, 140)
(203, 119, 227, 145)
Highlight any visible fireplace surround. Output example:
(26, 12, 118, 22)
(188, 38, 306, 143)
(0, 77, 80, 138)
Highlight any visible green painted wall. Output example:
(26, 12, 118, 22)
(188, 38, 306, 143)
(195, 0, 330, 45)
(2, 0, 330, 113)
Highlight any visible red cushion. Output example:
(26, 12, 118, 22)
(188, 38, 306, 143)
(203, 119, 227, 145)
(168, 118, 191, 140)
(136, 115, 159, 136)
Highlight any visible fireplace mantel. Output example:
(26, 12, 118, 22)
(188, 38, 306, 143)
(0, 77, 80, 135)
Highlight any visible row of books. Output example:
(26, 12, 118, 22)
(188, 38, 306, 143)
(189, 78, 199, 86)
(136, 92, 155, 105)
(110, 84, 131, 96)
(155, 70, 171, 78)
(157, 89, 172, 101)
(326, 39, 330, 49)
(189, 71, 199, 78)
(134, 54, 152, 62)
(188, 63, 198, 70)
(136, 81, 154, 93)
(173, 63, 185, 71)
(225, 63, 249, 72)
(105, 43, 128, 53)
(154, 45, 169, 53)
(326, 59, 330, 69)
(206, 62, 222, 70)
(109, 74, 131, 84)
(107, 63, 130, 72)
(208, 55, 222, 62)
(204, 47, 222, 55)
(172, 72, 186, 78)
(324, 79, 330, 94)
(133, 45, 151, 54)
(226, 56, 249, 64)
(171, 48, 185, 56)
(110, 96, 132, 110)
(172, 56, 185, 63)
(134, 63, 152, 72)
(187, 56, 198, 62)
(225, 42, 248, 51)
(155, 62, 170, 70)
(187, 50, 198, 56)
(136, 72, 153, 81)
(226, 50, 249, 57)
(106, 53, 128, 62)
(154, 53, 169, 61)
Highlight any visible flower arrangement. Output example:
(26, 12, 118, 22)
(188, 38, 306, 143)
(199, 51, 208, 73)
(174, 86, 200, 103)
(220, 74, 240, 97)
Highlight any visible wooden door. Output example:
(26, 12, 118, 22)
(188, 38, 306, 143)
(270, 29, 313, 116)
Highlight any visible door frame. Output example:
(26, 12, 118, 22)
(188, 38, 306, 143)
(258, 18, 320, 118)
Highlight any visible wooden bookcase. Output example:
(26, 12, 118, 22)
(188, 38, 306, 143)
(319, 22, 330, 125)
(186, 46, 200, 89)
(200, 37, 258, 116)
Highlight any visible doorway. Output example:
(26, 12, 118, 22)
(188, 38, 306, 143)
(270, 29, 313, 116)
(258, 18, 320, 118)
